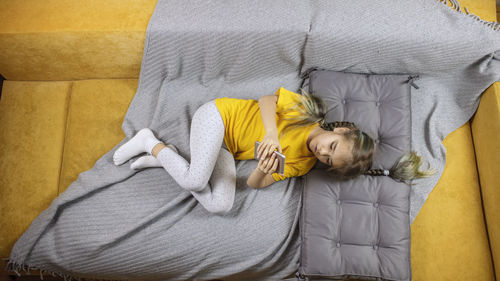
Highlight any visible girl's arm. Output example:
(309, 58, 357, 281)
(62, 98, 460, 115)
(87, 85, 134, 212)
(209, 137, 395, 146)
(247, 168, 276, 189)
(258, 95, 279, 135)
(247, 168, 267, 188)
(247, 95, 280, 188)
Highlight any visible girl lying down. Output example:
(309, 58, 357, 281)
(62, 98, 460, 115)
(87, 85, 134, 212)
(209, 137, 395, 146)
(112, 87, 435, 214)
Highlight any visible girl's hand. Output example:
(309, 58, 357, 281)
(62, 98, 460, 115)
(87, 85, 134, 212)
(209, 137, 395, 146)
(257, 132, 282, 160)
(257, 152, 279, 175)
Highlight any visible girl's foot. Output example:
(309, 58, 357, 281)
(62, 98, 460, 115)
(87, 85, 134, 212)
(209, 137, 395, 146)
(130, 155, 162, 170)
(113, 128, 162, 165)
(130, 144, 178, 170)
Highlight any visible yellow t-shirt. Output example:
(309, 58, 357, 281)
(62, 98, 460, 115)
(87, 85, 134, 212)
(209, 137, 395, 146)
(214, 87, 319, 181)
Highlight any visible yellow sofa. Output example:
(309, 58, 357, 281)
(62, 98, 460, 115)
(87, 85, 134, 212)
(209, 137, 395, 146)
(0, 1, 498, 280)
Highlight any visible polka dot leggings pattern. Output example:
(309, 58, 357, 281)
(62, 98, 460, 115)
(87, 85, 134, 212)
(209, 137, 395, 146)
(156, 100, 236, 214)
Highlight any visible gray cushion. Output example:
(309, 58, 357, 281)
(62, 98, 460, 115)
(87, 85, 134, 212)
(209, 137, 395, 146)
(298, 69, 414, 281)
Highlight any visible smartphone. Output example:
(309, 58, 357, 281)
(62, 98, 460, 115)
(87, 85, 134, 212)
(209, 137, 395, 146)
(255, 141, 285, 176)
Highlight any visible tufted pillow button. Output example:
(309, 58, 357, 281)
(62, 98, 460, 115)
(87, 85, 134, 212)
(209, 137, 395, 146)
(373, 245, 378, 250)
(336, 242, 341, 248)
(342, 99, 346, 104)
(376, 101, 380, 106)
(337, 200, 341, 205)
(374, 202, 379, 208)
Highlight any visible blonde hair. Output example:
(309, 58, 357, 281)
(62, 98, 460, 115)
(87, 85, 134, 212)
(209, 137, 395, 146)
(279, 88, 437, 185)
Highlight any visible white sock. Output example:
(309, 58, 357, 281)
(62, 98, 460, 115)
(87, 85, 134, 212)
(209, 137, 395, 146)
(113, 128, 162, 166)
(130, 144, 179, 170)
(130, 155, 163, 170)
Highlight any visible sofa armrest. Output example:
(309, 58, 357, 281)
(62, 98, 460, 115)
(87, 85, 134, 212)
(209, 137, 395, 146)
(470, 81, 500, 275)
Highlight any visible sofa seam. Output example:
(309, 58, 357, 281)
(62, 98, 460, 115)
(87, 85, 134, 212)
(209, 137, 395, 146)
(408, 79, 412, 281)
(0, 73, 5, 102)
(57, 82, 73, 195)
(469, 119, 497, 281)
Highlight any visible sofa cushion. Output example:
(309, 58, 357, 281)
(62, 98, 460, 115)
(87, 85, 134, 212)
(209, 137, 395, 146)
(470, 82, 500, 276)
(59, 79, 137, 193)
(411, 123, 495, 281)
(0, 81, 71, 258)
(299, 69, 412, 281)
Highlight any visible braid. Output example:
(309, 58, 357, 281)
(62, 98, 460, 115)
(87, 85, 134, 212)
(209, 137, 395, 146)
(330, 121, 393, 176)
(364, 151, 437, 185)
(326, 120, 392, 178)
(364, 168, 391, 177)
(322, 120, 357, 131)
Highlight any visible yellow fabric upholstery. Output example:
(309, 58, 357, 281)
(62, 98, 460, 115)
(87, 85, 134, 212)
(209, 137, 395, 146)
(0, 0, 498, 280)
(454, 0, 498, 22)
(59, 80, 136, 193)
(471, 83, 500, 276)
(0, 81, 71, 258)
(411, 122, 495, 281)
(0, 0, 157, 81)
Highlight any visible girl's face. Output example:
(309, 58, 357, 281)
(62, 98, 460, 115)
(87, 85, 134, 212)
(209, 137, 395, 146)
(308, 127, 354, 168)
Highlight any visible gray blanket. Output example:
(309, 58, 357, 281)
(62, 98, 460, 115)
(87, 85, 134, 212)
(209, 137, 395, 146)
(6, 0, 500, 280)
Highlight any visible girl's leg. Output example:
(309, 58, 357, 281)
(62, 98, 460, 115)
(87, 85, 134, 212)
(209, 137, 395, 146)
(155, 100, 236, 213)
(190, 148, 236, 214)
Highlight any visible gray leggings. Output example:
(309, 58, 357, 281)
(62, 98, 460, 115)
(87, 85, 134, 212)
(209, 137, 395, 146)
(156, 100, 236, 214)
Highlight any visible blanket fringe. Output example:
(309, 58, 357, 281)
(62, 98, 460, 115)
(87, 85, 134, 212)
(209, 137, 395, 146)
(439, 0, 500, 32)
(4, 259, 127, 281)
